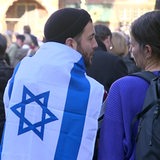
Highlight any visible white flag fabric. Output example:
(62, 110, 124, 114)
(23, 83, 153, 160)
(1, 42, 104, 160)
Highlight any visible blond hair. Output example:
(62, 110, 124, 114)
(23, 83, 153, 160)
(110, 31, 128, 56)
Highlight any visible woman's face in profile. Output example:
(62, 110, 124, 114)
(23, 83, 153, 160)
(130, 35, 146, 69)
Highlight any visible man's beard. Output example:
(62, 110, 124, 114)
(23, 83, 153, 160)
(76, 45, 92, 68)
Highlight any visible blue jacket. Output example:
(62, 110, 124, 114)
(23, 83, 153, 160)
(98, 73, 154, 160)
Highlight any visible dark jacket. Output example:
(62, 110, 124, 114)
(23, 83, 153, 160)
(87, 39, 128, 92)
(0, 58, 13, 139)
(123, 53, 141, 74)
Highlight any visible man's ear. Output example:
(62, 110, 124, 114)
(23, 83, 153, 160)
(65, 38, 77, 49)
(144, 44, 152, 59)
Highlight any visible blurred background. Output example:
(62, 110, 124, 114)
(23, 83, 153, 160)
(0, 0, 159, 41)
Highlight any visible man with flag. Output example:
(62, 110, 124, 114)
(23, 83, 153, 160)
(1, 8, 105, 160)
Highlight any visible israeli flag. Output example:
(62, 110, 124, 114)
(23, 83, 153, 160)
(1, 42, 104, 160)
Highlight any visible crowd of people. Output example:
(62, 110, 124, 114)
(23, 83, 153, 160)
(4, 25, 40, 68)
(0, 7, 160, 160)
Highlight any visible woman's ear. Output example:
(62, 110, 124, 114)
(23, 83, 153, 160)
(65, 38, 77, 49)
(144, 44, 152, 59)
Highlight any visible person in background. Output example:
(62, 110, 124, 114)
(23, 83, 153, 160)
(0, 33, 13, 140)
(23, 25, 32, 47)
(1, 8, 105, 160)
(3, 31, 13, 65)
(23, 25, 37, 48)
(86, 24, 128, 160)
(6, 34, 25, 68)
(110, 31, 141, 73)
(87, 24, 128, 92)
(23, 25, 40, 57)
(26, 34, 39, 57)
(98, 10, 160, 160)
(4, 30, 13, 49)
(109, 31, 129, 57)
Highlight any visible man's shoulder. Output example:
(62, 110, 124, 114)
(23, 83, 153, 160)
(7, 43, 18, 52)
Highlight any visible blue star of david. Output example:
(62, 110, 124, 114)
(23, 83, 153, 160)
(11, 85, 58, 140)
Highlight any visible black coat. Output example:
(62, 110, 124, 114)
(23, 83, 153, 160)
(123, 53, 141, 74)
(87, 40, 128, 92)
(0, 58, 13, 140)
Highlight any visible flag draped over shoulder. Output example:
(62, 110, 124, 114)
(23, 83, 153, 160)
(1, 42, 104, 160)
